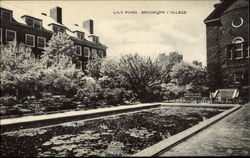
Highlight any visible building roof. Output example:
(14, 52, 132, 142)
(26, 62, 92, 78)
(204, 0, 236, 24)
(0, 3, 107, 49)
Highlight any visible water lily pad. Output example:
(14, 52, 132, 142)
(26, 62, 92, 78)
(42, 141, 52, 146)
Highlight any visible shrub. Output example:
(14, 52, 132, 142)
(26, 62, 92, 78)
(0, 96, 18, 107)
(118, 54, 166, 102)
(75, 77, 102, 107)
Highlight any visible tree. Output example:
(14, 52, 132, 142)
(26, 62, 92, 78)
(170, 61, 207, 94)
(86, 58, 103, 79)
(42, 32, 77, 65)
(118, 54, 166, 102)
(1, 33, 83, 102)
(0, 42, 43, 101)
(40, 33, 83, 97)
(158, 52, 183, 83)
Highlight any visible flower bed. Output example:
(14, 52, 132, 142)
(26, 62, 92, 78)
(0, 106, 229, 157)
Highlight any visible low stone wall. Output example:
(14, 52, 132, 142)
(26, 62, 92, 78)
(0, 103, 160, 132)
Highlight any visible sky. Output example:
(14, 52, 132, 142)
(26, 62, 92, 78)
(1, 0, 220, 66)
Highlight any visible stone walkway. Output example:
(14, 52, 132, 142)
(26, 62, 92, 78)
(0, 103, 159, 126)
(160, 103, 250, 156)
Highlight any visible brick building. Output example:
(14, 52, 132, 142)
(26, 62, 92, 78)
(204, 0, 249, 96)
(0, 4, 107, 71)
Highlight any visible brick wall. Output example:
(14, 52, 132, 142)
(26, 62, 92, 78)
(0, 19, 107, 71)
(206, 0, 249, 91)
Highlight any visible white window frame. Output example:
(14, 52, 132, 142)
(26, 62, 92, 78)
(234, 43, 243, 59)
(76, 60, 82, 70)
(25, 17, 42, 29)
(75, 45, 82, 56)
(25, 34, 35, 47)
(37, 36, 46, 49)
(5, 29, 16, 42)
(83, 60, 88, 70)
(77, 32, 84, 40)
(84, 47, 90, 57)
(98, 50, 104, 58)
(232, 37, 244, 43)
(52, 25, 65, 33)
(228, 47, 233, 60)
(0, 28, 2, 43)
(92, 49, 97, 58)
(232, 37, 244, 60)
(232, 17, 243, 28)
(234, 73, 244, 84)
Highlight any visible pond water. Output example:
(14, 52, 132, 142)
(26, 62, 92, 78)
(0, 106, 229, 157)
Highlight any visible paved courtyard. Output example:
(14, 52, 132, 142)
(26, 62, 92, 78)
(160, 103, 250, 156)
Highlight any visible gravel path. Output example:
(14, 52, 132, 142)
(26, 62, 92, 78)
(160, 103, 250, 156)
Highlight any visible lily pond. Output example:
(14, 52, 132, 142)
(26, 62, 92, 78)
(1, 106, 229, 157)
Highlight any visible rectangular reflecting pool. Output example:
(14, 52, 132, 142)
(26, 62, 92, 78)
(0, 106, 230, 157)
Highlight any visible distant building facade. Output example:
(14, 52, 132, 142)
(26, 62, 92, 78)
(192, 60, 202, 67)
(0, 4, 107, 71)
(159, 52, 183, 65)
(204, 0, 249, 95)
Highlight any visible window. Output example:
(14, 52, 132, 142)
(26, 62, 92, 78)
(59, 27, 65, 33)
(76, 60, 82, 70)
(232, 43, 243, 59)
(53, 25, 59, 32)
(37, 36, 46, 49)
(77, 32, 84, 40)
(232, 18, 243, 28)
(98, 50, 103, 58)
(25, 17, 42, 29)
(232, 37, 244, 59)
(25, 34, 35, 47)
(234, 73, 244, 83)
(84, 47, 90, 57)
(83, 61, 88, 70)
(0, 9, 12, 21)
(226, 45, 233, 60)
(246, 47, 249, 58)
(52, 25, 65, 33)
(0, 28, 2, 43)
(92, 49, 97, 58)
(93, 36, 99, 44)
(34, 20, 42, 29)
(75, 45, 82, 56)
(6, 29, 16, 42)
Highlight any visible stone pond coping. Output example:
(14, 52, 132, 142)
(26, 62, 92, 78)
(132, 103, 242, 157)
(0, 103, 160, 128)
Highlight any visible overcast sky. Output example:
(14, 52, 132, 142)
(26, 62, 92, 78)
(2, 0, 219, 66)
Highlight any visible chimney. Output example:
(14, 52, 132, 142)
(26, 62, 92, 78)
(83, 19, 94, 34)
(50, 6, 62, 24)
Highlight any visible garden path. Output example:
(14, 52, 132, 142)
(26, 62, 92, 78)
(160, 102, 250, 156)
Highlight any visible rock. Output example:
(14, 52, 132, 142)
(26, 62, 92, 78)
(42, 142, 52, 146)
(101, 132, 112, 136)
(226, 149, 233, 155)
(77, 104, 86, 108)
(18, 108, 32, 113)
(241, 150, 248, 156)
